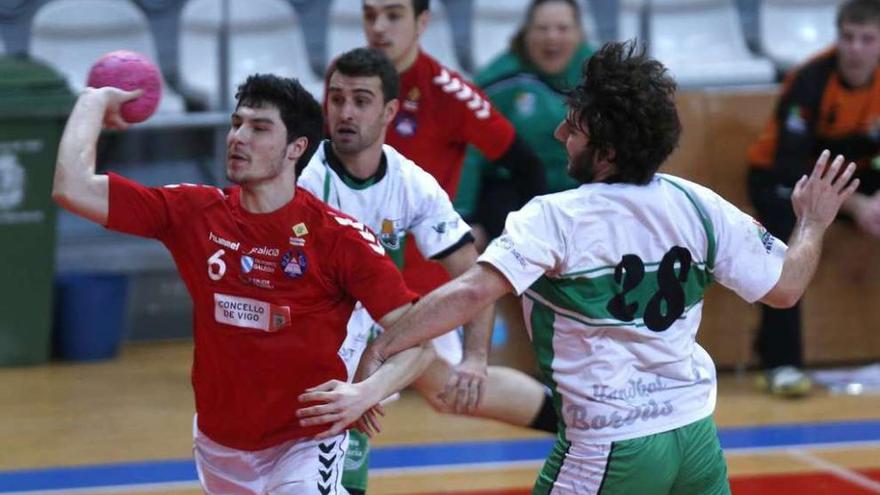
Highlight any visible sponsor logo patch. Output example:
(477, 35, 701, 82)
(213, 293, 290, 331)
(247, 246, 280, 257)
(241, 255, 276, 274)
(752, 218, 775, 253)
(431, 218, 460, 234)
(239, 276, 275, 290)
(493, 235, 527, 267)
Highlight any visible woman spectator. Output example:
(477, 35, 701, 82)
(456, 0, 595, 243)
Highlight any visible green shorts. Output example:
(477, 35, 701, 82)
(342, 429, 370, 493)
(533, 416, 730, 495)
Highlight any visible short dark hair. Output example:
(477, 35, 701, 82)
(412, 0, 429, 17)
(362, 0, 429, 17)
(838, 0, 880, 28)
(567, 40, 681, 185)
(510, 0, 583, 60)
(332, 48, 400, 103)
(235, 74, 323, 177)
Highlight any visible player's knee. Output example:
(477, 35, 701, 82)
(412, 370, 459, 415)
(425, 392, 456, 415)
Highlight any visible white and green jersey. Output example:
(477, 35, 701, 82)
(300, 141, 473, 375)
(479, 174, 786, 444)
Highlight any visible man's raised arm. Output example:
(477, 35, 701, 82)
(52, 87, 140, 224)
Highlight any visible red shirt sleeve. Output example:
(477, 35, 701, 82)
(106, 172, 174, 239)
(330, 218, 418, 322)
(443, 71, 516, 160)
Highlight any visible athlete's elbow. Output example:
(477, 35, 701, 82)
(760, 288, 802, 309)
(51, 160, 75, 204)
(51, 178, 72, 210)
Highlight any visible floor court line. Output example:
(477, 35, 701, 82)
(4, 419, 880, 493)
(787, 448, 880, 494)
(2, 482, 201, 495)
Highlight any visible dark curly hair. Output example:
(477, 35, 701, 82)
(235, 74, 323, 177)
(567, 40, 681, 185)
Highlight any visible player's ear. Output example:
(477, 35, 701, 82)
(383, 98, 400, 125)
(415, 10, 430, 38)
(594, 147, 617, 178)
(287, 136, 308, 163)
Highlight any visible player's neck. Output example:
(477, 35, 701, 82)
(333, 141, 384, 180)
(395, 45, 420, 73)
(238, 174, 296, 214)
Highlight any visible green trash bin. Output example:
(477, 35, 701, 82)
(0, 55, 74, 365)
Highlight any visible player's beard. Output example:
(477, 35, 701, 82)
(226, 149, 285, 186)
(332, 120, 383, 156)
(566, 145, 598, 184)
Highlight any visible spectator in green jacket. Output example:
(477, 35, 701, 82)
(456, 0, 595, 245)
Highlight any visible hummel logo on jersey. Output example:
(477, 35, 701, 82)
(164, 183, 225, 198)
(209, 232, 239, 251)
(319, 453, 335, 468)
(432, 69, 490, 120)
(317, 440, 337, 495)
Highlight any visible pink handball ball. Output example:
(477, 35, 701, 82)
(87, 50, 162, 123)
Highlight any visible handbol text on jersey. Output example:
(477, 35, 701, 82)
(592, 375, 667, 402)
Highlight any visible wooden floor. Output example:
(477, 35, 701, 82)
(3, 341, 880, 494)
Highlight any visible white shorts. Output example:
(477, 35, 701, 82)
(339, 304, 462, 380)
(193, 417, 349, 495)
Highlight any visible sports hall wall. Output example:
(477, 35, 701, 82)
(2, 0, 876, 370)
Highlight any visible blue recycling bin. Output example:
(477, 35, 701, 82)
(53, 274, 128, 361)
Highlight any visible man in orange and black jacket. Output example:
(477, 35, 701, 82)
(747, 0, 880, 397)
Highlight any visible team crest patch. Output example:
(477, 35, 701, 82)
(280, 250, 308, 279)
(379, 218, 404, 250)
(292, 223, 309, 237)
(394, 113, 417, 137)
(403, 87, 421, 112)
(785, 106, 808, 134)
(515, 91, 536, 117)
(241, 255, 254, 273)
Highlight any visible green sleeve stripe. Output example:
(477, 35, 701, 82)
(659, 176, 717, 272)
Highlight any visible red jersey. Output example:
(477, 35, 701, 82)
(388, 51, 516, 295)
(106, 174, 416, 451)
